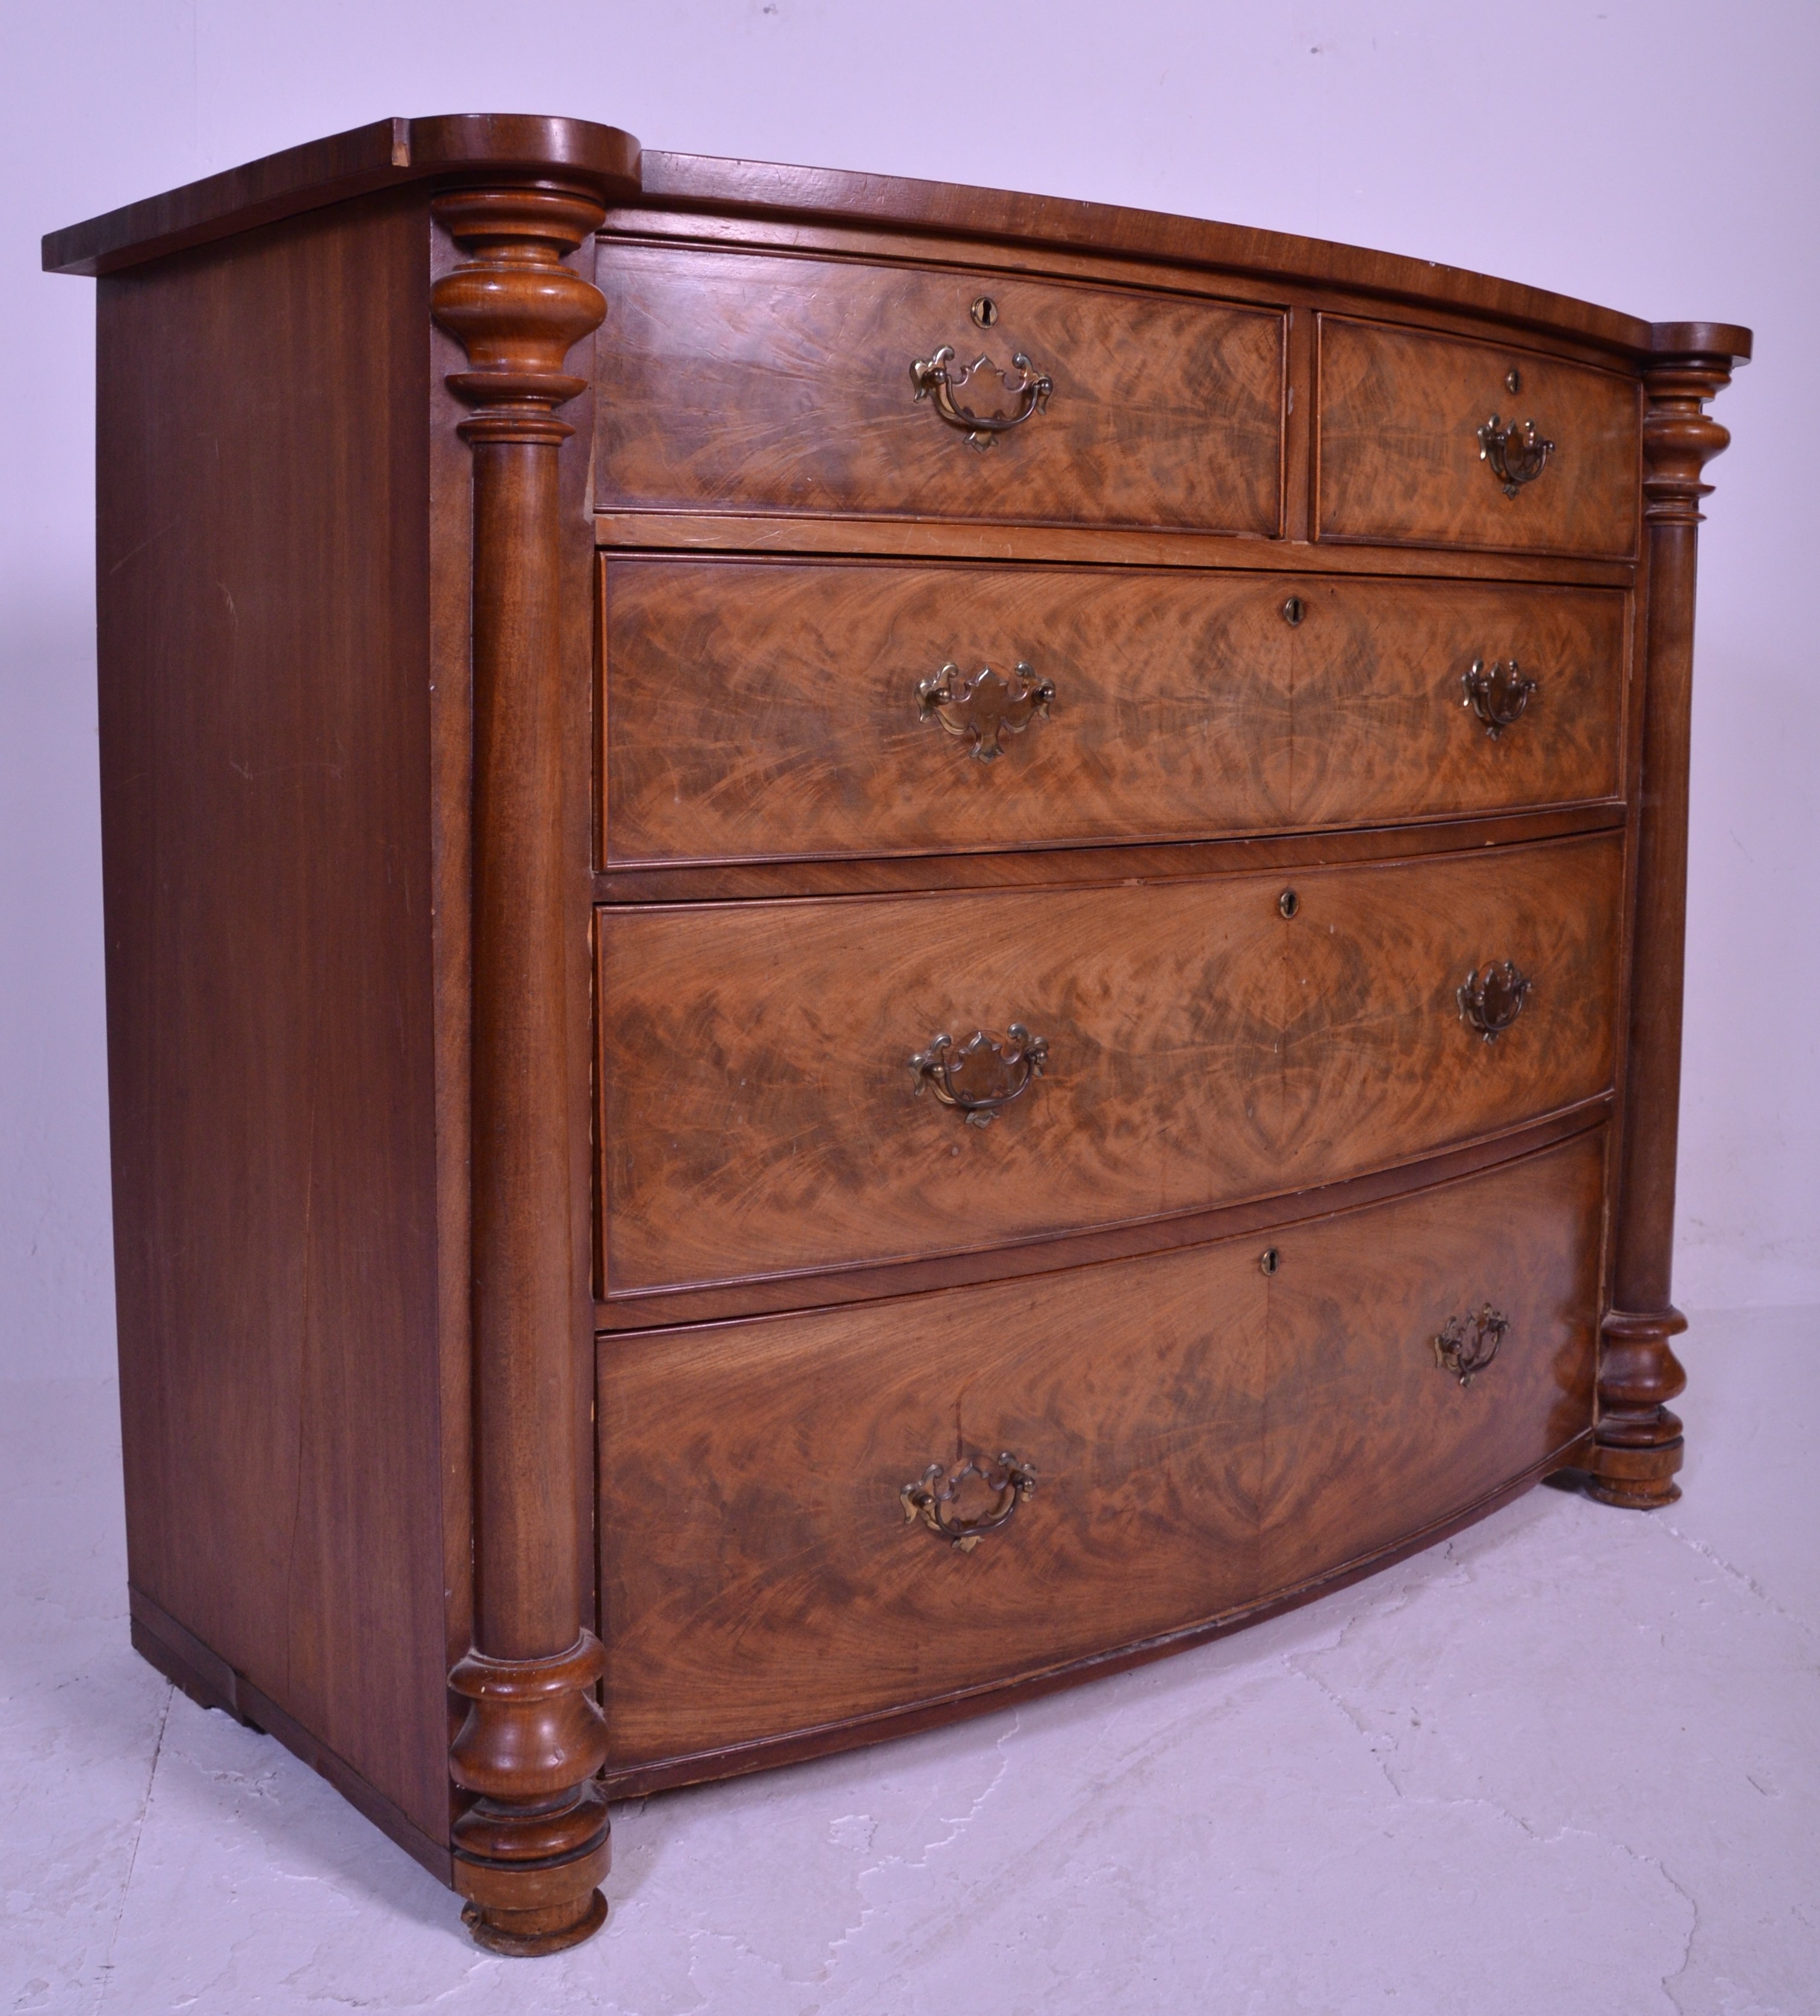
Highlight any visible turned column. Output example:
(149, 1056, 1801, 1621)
(1589, 327, 1748, 1510)
(430, 177, 618, 1954)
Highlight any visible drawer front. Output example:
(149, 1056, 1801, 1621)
(1318, 317, 1641, 558)
(601, 558, 1626, 865)
(598, 1130, 1601, 1769)
(594, 243, 1284, 534)
(598, 833, 1620, 1293)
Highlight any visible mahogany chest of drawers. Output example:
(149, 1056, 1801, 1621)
(46, 115, 1748, 1955)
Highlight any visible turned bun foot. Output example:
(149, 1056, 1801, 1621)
(1588, 1307, 1688, 1509)
(1585, 1478, 1682, 1511)
(461, 1888, 608, 1957)
(1583, 1443, 1684, 1510)
(447, 1637, 613, 1953)
(452, 1781, 612, 1953)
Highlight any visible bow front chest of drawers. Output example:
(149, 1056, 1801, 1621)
(47, 116, 1748, 1955)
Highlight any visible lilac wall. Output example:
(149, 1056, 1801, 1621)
(4, 0, 1813, 1376)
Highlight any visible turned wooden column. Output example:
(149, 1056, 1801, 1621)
(1590, 326, 1747, 1510)
(430, 178, 616, 1954)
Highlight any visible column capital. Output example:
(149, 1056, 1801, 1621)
(1642, 353, 1735, 527)
(430, 184, 607, 446)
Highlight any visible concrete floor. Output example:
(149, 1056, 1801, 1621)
(5, 1307, 1815, 2016)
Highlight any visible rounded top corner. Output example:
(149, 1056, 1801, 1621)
(1648, 320, 1754, 366)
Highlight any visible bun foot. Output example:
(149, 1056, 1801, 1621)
(461, 1888, 607, 1956)
(446, 1635, 613, 1955)
(1583, 1431, 1684, 1510)
(1585, 1475, 1682, 1510)
(452, 1787, 612, 1957)
(1588, 1307, 1688, 1510)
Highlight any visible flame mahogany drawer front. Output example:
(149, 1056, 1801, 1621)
(600, 557, 1626, 865)
(597, 1128, 1603, 1781)
(1318, 317, 1642, 558)
(597, 832, 1621, 1298)
(592, 243, 1285, 534)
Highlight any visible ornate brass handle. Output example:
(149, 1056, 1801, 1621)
(1433, 1304, 1508, 1386)
(1462, 657, 1539, 738)
(1477, 414, 1554, 496)
(918, 661, 1055, 762)
(1458, 962, 1533, 1042)
(910, 344, 1052, 449)
(902, 1451, 1038, 1551)
(909, 1025, 1048, 1127)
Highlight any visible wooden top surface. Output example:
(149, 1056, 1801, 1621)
(43, 114, 1750, 365)
(41, 114, 642, 277)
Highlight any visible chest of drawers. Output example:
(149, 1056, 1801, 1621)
(46, 115, 1748, 1957)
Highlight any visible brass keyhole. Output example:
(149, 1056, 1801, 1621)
(971, 296, 999, 328)
(1278, 889, 1299, 919)
(1505, 366, 1523, 394)
(1259, 1247, 1281, 1275)
(1281, 595, 1305, 627)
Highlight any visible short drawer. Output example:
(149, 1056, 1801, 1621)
(598, 1128, 1601, 1772)
(600, 557, 1627, 864)
(594, 243, 1284, 534)
(597, 832, 1621, 1295)
(1318, 316, 1641, 558)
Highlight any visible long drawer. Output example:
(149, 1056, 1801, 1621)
(600, 558, 1626, 865)
(1318, 316, 1641, 558)
(593, 243, 1284, 534)
(597, 1128, 1602, 1772)
(597, 832, 1621, 1295)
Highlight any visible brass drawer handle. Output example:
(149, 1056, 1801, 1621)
(1458, 961, 1533, 1042)
(1462, 656, 1538, 738)
(909, 1025, 1048, 1127)
(917, 661, 1054, 762)
(1433, 1303, 1508, 1386)
(902, 1451, 1038, 1551)
(910, 344, 1052, 449)
(1477, 414, 1554, 496)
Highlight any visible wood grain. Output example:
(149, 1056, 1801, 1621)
(595, 1102, 1610, 1331)
(1258, 1134, 1601, 1586)
(593, 243, 1284, 534)
(627, 157, 1752, 368)
(597, 1129, 1601, 1767)
(598, 1434, 1593, 1798)
(48, 119, 1750, 376)
(59, 112, 1753, 1943)
(1318, 316, 1641, 558)
(597, 832, 1622, 1292)
(601, 557, 1626, 864)
(129, 1588, 453, 1881)
(594, 806, 1624, 906)
(1592, 346, 1739, 1509)
(94, 191, 452, 1846)
(593, 508, 1639, 585)
(430, 185, 614, 1955)
(44, 116, 641, 277)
